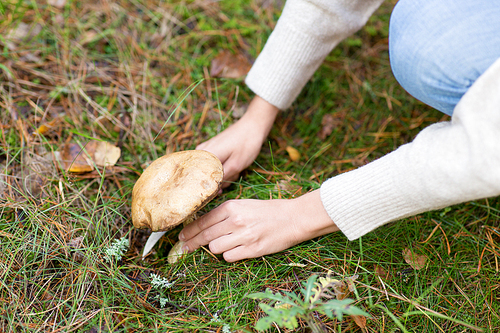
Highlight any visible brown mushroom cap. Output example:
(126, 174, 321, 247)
(132, 150, 223, 232)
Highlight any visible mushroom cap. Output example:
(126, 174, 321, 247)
(132, 150, 223, 232)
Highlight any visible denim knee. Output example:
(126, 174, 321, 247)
(389, 0, 500, 116)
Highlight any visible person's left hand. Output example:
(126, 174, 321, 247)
(178, 190, 339, 262)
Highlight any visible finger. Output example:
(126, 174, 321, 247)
(221, 161, 241, 187)
(179, 204, 229, 241)
(207, 232, 243, 254)
(222, 245, 256, 262)
(183, 217, 235, 252)
(221, 175, 238, 189)
(196, 142, 230, 164)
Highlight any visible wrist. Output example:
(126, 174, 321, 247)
(242, 96, 280, 138)
(290, 190, 339, 241)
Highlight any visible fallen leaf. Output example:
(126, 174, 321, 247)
(34, 117, 61, 136)
(210, 50, 252, 79)
(60, 143, 94, 173)
(8, 23, 31, 40)
(68, 236, 84, 248)
(91, 141, 121, 167)
(351, 315, 367, 329)
(276, 177, 302, 197)
(6, 23, 42, 50)
(59, 140, 121, 173)
(374, 265, 390, 280)
(332, 280, 348, 300)
(345, 274, 358, 292)
(22, 152, 56, 198)
(403, 248, 428, 270)
(71, 166, 130, 179)
(20, 52, 41, 63)
(318, 114, 336, 139)
(318, 113, 344, 140)
(285, 146, 300, 161)
(68, 236, 86, 263)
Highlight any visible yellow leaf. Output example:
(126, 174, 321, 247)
(274, 302, 293, 310)
(60, 143, 94, 173)
(285, 146, 301, 161)
(34, 117, 61, 136)
(59, 140, 121, 173)
(92, 141, 121, 167)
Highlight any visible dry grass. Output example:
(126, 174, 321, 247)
(1, 0, 499, 332)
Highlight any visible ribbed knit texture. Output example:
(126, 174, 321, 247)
(321, 57, 500, 240)
(245, 0, 384, 110)
(245, 0, 500, 240)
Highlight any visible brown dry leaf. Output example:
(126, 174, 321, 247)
(60, 143, 94, 173)
(71, 166, 130, 179)
(351, 315, 367, 329)
(318, 114, 338, 140)
(91, 141, 121, 167)
(345, 274, 358, 292)
(277, 178, 302, 196)
(68, 236, 85, 263)
(59, 141, 121, 173)
(331, 280, 348, 300)
(23, 152, 55, 198)
(210, 50, 252, 79)
(374, 265, 390, 280)
(68, 236, 84, 249)
(285, 146, 301, 161)
(403, 248, 428, 270)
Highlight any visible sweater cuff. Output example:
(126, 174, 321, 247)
(319, 150, 423, 241)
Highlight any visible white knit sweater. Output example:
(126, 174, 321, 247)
(245, 0, 500, 240)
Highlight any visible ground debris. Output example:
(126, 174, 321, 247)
(210, 50, 252, 79)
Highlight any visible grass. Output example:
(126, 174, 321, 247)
(1, 0, 499, 332)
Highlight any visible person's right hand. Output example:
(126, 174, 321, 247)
(197, 95, 279, 188)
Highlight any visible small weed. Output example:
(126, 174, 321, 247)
(248, 272, 369, 332)
(104, 236, 129, 262)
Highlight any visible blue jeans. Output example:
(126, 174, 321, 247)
(389, 0, 500, 116)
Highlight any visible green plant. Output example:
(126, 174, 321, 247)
(247, 273, 369, 332)
(104, 236, 130, 262)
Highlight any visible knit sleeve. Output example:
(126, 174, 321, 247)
(245, 0, 385, 110)
(320, 57, 500, 240)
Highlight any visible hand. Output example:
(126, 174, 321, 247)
(197, 95, 279, 188)
(178, 190, 339, 262)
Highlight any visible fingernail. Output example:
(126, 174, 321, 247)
(178, 232, 185, 241)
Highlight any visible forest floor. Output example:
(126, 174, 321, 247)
(0, 0, 499, 332)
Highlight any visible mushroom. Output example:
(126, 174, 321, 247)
(132, 150, 223, 262)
